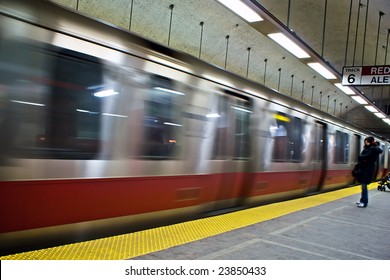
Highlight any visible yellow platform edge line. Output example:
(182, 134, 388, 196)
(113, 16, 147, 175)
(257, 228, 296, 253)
(1, 183, 376, 260)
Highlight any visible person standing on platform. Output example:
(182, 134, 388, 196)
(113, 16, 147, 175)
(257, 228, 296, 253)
(356, 136, 382, 208)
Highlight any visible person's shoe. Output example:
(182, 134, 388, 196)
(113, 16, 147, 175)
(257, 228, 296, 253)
(356, 201, 361, 205)
(357, 203, 367, 208)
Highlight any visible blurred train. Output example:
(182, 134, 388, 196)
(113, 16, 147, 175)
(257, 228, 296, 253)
(0, 0, 389, 255)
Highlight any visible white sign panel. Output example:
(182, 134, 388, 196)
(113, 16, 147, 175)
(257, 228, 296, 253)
(342, 66, 390, 85)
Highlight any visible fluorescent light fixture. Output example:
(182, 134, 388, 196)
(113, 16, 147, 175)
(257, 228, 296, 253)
(374, 112, 386, 118)
(77, 109, 99, 114)
(334, 83, 355, 95)
(351, 95, 368, 104)
(231, 106, 252, 113)
(77, 109, 90, 113)
(206, 113, 221, 118)
(364, 105, 378, 113)
(102, 113, 128, 118)
(307, 63, 337, 79)
(216, 0, 263, 22)
(382, 118, 390, 124)
(93, 89, 119, 98)
(163, 122, 182, 127)
(268, 33, 310, 58)
(10, 100, 45, 106)
(154, 87, 185, 95)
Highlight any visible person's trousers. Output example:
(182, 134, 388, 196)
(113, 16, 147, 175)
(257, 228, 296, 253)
(360, 183, 368, 206)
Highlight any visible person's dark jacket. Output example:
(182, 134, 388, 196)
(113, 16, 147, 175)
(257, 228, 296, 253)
(357, 143, 383, 183)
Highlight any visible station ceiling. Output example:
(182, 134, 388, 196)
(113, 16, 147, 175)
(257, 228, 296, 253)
(50, 0, 390, 140)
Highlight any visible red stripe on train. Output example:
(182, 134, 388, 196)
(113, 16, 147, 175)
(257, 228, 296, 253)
(0, 175, 212, 233)
(0, 169, 353, 233)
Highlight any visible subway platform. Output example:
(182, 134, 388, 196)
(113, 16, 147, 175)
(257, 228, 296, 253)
(134, 183, 390, 260)
(1, 183, 389, 260)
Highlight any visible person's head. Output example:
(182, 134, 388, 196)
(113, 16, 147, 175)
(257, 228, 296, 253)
(364, 136, 375, 145)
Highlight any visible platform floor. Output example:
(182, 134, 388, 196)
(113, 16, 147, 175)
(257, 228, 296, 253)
(135, 184, 390, 260)
(1, 183, 389, 260)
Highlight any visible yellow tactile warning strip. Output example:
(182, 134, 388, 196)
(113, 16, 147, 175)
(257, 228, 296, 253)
(0, 183, 377, 260)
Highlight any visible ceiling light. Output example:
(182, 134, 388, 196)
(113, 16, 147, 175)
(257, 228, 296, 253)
(364, 105, 378, 113)
(10, 100, 45, 106)
(267, 33, 310, 58)
(102, 113, 128, 118)
(163, 122, 182, 127)
(231, 106, 252, 113)
(206, 113, 221, 118)
(154, 87, 185, 95)
(77, 109, 99, 114)
(216, 0, 263, 22)
(382, 118, 390, 124)
(351, 95, 368, 105)
(307, 63, 337, 79)
(374, 112, 386, 118)
(334, 83, 355, 95)
(93, 89, 119, 98)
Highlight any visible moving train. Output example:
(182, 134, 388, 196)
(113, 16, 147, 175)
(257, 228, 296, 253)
(0, 0, 388, 254)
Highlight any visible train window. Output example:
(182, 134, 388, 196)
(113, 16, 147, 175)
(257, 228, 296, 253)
(142, 75, 183, 159)
(45, 48, 102, 159)
(270, 112, 303, 162)
(388, 146, 390, 166)
(334, 131, 349, 164)
(1, 42, 103, 159)
(212, 95, 230, 159)
(377, 142, 385, 167)
(182, 104, 208, 137)
(233, 99, 251, 159)
(211, 93, 251, 160)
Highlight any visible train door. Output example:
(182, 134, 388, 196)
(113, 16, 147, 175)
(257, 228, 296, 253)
(209, 90, 252, 210)
(353, 134, 362, 163)
(308, 121, 327, 193)
(386, 144, 390, 174)
(351, 134, 362, 183)
(374, 142, 386, 180)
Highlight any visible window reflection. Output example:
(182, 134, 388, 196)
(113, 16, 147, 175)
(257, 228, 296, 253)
(142, 75, 183, 159)
(0, 40, 103, 159)
(334, 131, 349, 164)
(271, 112, 303, 162)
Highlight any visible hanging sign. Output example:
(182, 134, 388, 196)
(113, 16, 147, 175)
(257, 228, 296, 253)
(342, 66, 390, 85)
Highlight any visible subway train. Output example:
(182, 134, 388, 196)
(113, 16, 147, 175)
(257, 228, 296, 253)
(0, 0, 389, 255)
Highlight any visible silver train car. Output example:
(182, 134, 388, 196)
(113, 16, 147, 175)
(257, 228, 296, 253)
(0, 0, 388, 254)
